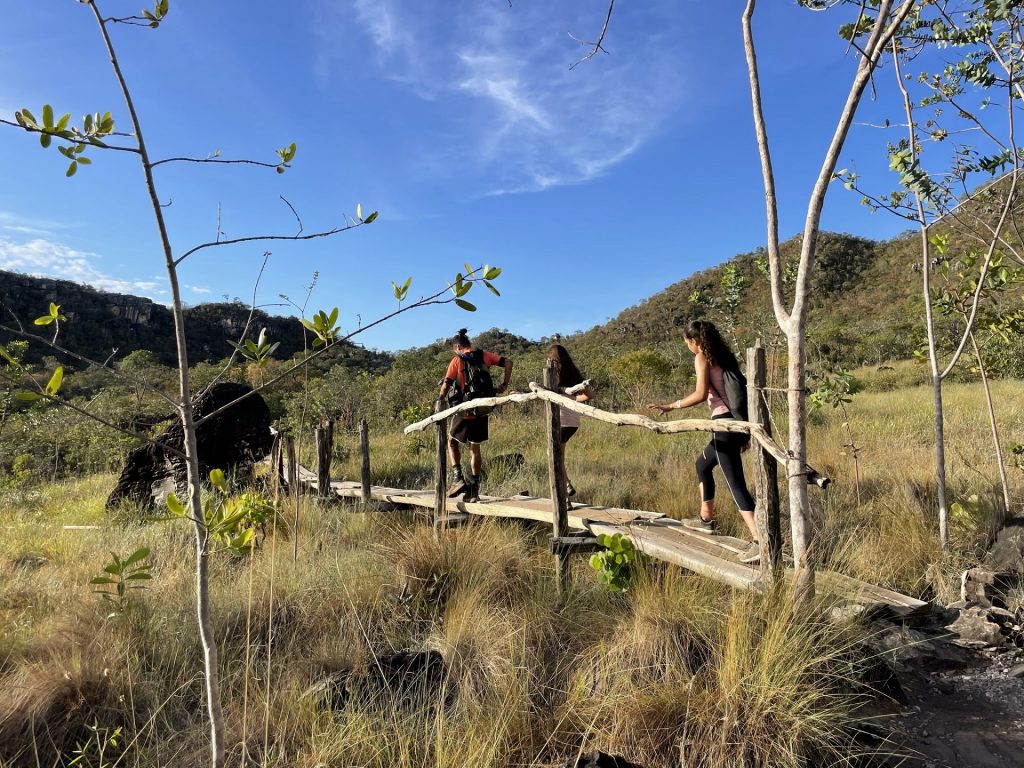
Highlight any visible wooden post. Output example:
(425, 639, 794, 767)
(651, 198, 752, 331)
(544, 361, 571, 595)
(433, 400, 448, 535)
(269, 431, 282, 506)
(284, 434, 297, 497)
(747, 342, 782, 578)
(358, 418, 371, 504)
(315, 425, 331, 499)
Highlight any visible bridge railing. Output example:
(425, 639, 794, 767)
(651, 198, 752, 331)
(401, 342, 825, 587)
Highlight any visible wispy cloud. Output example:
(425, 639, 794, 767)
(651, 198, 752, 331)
(323, 1, 683, 194)
(0, 236, 162, 296)
(0, 210, 71, 237)
(189, 284, 212, 294)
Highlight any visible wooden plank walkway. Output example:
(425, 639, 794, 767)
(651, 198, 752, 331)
(297, 466, 926, 611)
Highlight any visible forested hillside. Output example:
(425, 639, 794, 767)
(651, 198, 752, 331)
(574, 231, 921, 367)
(0, 269, 391, 373)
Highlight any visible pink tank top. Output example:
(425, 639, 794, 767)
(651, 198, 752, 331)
(707, 364, 730, 416)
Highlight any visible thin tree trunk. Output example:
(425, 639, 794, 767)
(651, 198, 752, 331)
(971, 331, 1012, 519)
(88, 4, 225, 765)
(892, 43, 951, 549)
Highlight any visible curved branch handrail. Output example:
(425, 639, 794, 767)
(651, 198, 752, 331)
(403, 383, 831, 489)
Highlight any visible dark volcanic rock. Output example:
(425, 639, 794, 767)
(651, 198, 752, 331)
(106, 382, 272, 512)
(561, 751, 645, 768)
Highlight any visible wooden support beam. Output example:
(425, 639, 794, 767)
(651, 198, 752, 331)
(544, 361, 571, 595)
(548, 535, 602, 555)
(403, 391, 537, 433)
(285, 434, 297, 496)
(433, 400, 447, 536)
(315, 423, 332, 499)
(747, 342, 782, 578)
(527, 383, 830, 489)
(358, 418, 371, 504)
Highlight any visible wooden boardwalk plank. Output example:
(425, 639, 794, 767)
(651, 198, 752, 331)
(297, 473, 926, 610)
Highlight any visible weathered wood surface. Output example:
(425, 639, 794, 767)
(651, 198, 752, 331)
(528, 384, 831, 489)
(296, 468, 925, 610)
(402, 384, 830, 489)
(747, 343, 782, 576)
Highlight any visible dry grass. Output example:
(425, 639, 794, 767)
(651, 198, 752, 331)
(0, 375, 1019, 766)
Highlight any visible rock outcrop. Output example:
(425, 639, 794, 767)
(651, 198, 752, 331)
(106, 382, 272, 513)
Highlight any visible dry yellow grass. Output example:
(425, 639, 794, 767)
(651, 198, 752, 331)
(0, 374, 1019, 766)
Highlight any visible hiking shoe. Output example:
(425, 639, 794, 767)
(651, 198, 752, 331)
(463, 482, 480, 503)
(739, 540, 761, 564)
(566, 482, 577, 498)
(682, 515, 717, 534)
(447, 478, 467, 498)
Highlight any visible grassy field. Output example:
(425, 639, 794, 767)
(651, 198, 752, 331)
(0, 372, 1020, 767)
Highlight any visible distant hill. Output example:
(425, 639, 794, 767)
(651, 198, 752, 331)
(0, 270, 391, 373)
(572, 231, 924, 368)
(0, 224, 999, 379)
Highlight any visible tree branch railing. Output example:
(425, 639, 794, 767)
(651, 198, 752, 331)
(403, 382, 831, 489)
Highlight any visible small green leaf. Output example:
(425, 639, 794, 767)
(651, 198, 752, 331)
(15, 391, 42, 402)
(455, 299, 477, 312)
(66, 161, 78, 177)
(45, 366, 63, 396)
(42, 104, 53, 129)
(363, 211, 378, 224)
(484, 266, 502, 280)
(166, 493, 185, 517)
(34, 315, 54, 326)
(484, 281, 500, 297)
(356, 203, 363, 221)
(210, 468, 228, 493)
(123, 547, 151, 566)
(40, 133, 52, 149)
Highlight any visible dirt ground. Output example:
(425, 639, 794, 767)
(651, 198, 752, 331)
(893, 648, 1024, 768)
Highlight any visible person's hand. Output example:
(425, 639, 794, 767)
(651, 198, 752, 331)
(646, 403, 671, 415)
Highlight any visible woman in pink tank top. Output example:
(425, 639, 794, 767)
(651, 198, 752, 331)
(548, 343, 594, 499)
(647, 320, 760, 564)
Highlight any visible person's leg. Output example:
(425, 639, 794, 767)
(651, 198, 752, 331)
(469, 443, 482, 477)
(561, 427, 578, 496)
(715, 436, 758, 541)
(448, 436, 462, 474)
(685, 439, 719, 532)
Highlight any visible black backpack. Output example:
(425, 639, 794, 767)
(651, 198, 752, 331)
(713, 365, 749, 423)
(455, 350, 496, 415)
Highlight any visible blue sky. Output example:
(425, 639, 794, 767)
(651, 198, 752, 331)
(0, 1, 916, 352)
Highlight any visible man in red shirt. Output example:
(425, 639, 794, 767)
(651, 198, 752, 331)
(438, 328, 513, 501)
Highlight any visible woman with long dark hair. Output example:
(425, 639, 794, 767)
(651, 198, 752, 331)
(647, 320, 759, 563)
(548, 343, 594, 498)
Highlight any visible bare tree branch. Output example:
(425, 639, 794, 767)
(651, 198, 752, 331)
(174, 220, 364, 267)
(569, 0, 615, 70)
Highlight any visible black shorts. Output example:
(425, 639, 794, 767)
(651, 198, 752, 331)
(451, 415, 488, 444)
(560, 426, 578, 444)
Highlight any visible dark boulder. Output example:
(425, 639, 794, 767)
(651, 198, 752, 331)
(106, 382, 272, 512)
(561, 751, 645, 768)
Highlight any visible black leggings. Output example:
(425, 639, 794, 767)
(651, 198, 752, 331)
(695, 413, 755, 512)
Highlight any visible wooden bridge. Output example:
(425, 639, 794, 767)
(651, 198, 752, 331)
(280, 346, 926, 613)
(297, 468, 925, 611)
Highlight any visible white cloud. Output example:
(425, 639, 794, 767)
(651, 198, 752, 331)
(189, 285, 212, 294)
(326, 0, 684, 194)
(0, 210, 71, 237)
(0, 236, 161, 296)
